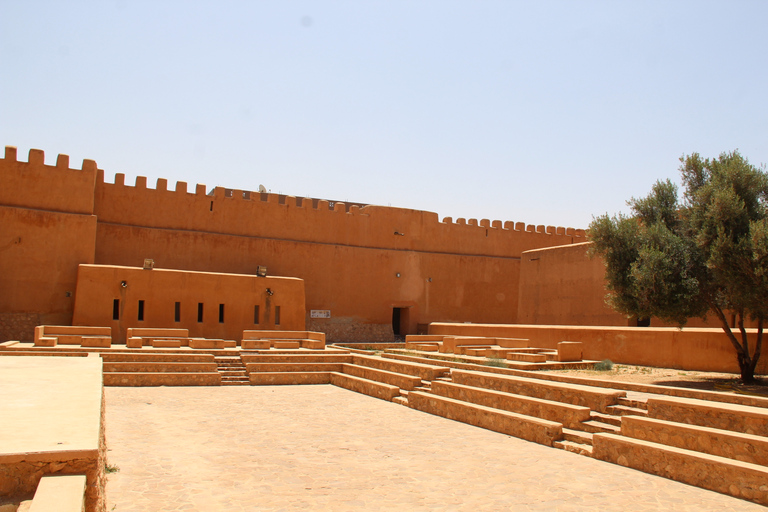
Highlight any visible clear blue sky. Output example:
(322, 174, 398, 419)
(2, 1, 766, 229)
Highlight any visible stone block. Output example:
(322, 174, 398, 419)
(29, 474, 86, 512)
(34, 337, 57, 347)
(151, 339, 182, 348)
(57, 335, 82, 345)
(241, 339, 270, 349)
(80, 336, 111, 348)
(647, 396, 768, 436)
(273, 341, 300, 349)
(189, 338, 225, 349)
(126, 337, 143, 348)
(558, 341, 583, 362)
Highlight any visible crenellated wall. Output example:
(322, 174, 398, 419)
(1, 145, 587, 342)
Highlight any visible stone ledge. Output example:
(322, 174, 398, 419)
(407, 391, 563, 446)
(329, 372, 400, 402)
(430, 380, 591, 429)
(593, 432, 768, 506)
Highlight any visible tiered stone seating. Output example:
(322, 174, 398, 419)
(450, 369, 625, 413)
(34, 325, 111, 348)
(241, 330, 326, 349)
(101, 352, 221, 386)
(407, 391, 564, 446)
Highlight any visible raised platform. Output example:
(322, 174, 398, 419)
(0, 356, 105, 512)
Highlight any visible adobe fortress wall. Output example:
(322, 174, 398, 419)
(1, 146, 586, 342)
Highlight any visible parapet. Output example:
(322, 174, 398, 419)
(1, 146, 98, 214)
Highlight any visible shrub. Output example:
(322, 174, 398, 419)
(594, 359, 614, 371)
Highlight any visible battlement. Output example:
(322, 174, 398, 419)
(1, 146, 99, 215)
(2, 145, 586, 258)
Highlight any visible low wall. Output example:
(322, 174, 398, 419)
(429, 323, 768, 374)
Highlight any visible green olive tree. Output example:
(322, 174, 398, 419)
(589, 151, 768, 383)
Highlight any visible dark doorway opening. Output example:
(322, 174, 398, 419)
(392, 308, 402, 336)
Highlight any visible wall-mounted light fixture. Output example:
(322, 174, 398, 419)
(143, 258, 155, 270)
(266, 288, 274, 296)
(427, 278, 432, 282)
(256, 266, 268, 277)
(396, 273, 401, 278)
(394, 231, 405, 236)
(120, 281, 128, 288)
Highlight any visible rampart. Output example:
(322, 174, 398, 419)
(1, 146, 587, 342)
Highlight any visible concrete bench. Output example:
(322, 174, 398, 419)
(34, 325, 111, 347)
(151, 338, 182, 348)
(29, 474, 86, 512)
(593, 433, 768, 506)
(127, 327, 189, 338)
(341, 364, 423, 391)
(80, 336, 111, 348)
(440, 336, 529, 353)
(430, 381, 592, 429)
(188, 338, 226, 349)
(647, 396, 768, 436)
(451, 369, 625, 413)
(621, 415, 768, 466)
(352, 354, 450, 380)
(241, 339, 271, 349)
(242, 330, 326, 349)
(408, 391, 563, 446)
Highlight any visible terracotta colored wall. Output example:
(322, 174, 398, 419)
(518, 242, 629, 326)
(0, 145, 588, 343)
(91, 172, 586, 341)
(428, 323, 768, 375)
(72, 265, 305, 343)
(517, 241, 751, 330)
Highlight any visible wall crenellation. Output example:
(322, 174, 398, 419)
(5, 146, 98, 174)
(2, 145, 587, 244)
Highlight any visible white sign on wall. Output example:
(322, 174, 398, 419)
(310, 310, 331, 318)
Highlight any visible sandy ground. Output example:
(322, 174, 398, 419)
(548, 364, 768, 396)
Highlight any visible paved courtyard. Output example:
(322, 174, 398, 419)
(105, 385, 766, 511)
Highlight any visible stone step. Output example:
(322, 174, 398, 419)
(553, 439, 593, 456)
(392, 396, 409, 406)
(590, 411, 622, 427)
(220, 371, 247, 377)
(579, 420, 622, 434)
(617, 397, 648, 410)
(222, 381, 250, 386)
(562, 428, 593, 446)
(606, 404, 648, 417)
(413, 386, 431, 392)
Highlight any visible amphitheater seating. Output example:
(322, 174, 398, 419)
(241, 330, 326, 349)
(34, 325, 112, 348)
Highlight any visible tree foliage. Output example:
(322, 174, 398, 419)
(589, 151, 768, 383)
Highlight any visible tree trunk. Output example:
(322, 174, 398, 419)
(711, 306, 758, 384)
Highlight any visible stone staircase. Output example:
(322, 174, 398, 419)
(554, 397, 648, 455)
(215, 354, 250, 386)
